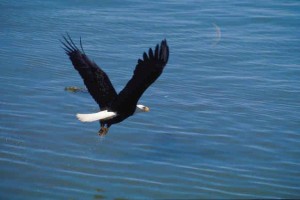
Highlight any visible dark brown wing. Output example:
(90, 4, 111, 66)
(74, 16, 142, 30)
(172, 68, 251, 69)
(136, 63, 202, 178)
(111, 39, 169, 111)
(61, 34, 117, 109)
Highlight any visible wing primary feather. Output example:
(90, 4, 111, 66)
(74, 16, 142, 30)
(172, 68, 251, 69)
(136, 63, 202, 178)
(148, 48, 154, 59)
(143, 52, 148, 61)
(79, 36, 86, 54)
(159, 39, 169, 63)
(60, 40, 73, 54)
(62, 36, 77, 52)
(154, 44, 159, 59)
(164, 40, 169, 62)
(159, 42, 163, 60)
(61, 43, 76, 56)
(66, 33, 79, 51)
(61, 45, 71, 54)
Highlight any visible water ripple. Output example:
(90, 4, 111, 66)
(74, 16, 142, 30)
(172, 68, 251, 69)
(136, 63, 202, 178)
(1, 0, 300, 199)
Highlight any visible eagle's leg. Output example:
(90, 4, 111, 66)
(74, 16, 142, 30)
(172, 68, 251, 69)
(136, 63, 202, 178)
(98, 124, 109, 136)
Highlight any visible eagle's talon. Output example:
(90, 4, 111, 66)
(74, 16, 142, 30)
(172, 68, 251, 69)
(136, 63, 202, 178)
(98, 127, 108, 136)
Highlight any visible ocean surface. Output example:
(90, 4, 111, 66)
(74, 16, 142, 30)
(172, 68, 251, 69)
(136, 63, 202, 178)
(1, 0, 300, 199)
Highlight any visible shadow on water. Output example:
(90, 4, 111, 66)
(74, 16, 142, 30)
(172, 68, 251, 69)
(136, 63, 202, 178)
(93, 190, 106, 200)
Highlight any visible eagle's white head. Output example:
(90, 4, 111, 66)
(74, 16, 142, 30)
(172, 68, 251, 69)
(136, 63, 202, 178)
(135, 104, 150, 113)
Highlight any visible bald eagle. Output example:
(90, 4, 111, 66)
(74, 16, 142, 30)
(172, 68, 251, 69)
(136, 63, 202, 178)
(61, 34, 169, 136)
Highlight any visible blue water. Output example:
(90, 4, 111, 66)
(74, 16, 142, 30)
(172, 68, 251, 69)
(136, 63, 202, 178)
(1, 0, 300, 199)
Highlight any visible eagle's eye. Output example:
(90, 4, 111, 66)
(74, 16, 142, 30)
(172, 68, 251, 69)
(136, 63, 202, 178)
(143, 106, 150, 112)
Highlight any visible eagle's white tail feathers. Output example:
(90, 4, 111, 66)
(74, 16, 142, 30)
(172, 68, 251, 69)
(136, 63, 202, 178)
(76, 110, 117, 122)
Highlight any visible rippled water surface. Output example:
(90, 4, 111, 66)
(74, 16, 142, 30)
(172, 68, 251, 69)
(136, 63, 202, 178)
(1, 0, 300, 199)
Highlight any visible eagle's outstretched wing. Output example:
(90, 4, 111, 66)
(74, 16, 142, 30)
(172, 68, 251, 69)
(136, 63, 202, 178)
(61, 34, 117, 109)
(111, 39, 169, 111)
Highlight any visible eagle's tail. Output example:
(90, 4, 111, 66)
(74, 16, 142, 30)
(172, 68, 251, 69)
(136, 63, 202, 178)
(76, 110, 117, 122)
